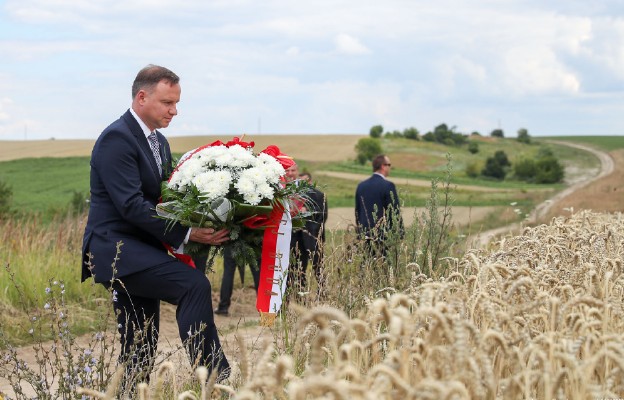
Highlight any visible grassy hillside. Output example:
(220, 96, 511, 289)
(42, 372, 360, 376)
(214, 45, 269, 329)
(0, 135, 610, 221)
(539, 135, 624, 151)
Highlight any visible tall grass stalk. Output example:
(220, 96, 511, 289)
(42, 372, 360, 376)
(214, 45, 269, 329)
(0, 213, 110, 344)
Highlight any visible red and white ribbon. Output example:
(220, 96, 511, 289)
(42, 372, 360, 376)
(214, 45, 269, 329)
(256, 203, 292, 326)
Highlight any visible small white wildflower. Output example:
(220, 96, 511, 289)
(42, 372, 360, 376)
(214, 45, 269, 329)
(28, 328, 34, 335)
(45, 287, 51, 294)
(44, 303, 50, 310)
(510, 202, 517, 206)
(53, 281, 58, 285)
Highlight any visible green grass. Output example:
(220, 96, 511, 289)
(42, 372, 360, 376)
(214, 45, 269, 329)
(0, 157, 90, 217)
(539, 136, 624, 151)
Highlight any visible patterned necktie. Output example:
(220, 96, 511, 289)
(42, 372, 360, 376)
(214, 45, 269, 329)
(147, 132, 162, 176)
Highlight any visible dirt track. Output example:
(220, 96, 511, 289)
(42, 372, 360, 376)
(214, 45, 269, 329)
(469, 141, 615, 248)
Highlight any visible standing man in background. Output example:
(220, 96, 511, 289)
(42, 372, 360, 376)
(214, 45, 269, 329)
(354, 154, 404, 258)
(81, 64, 230, 392)
(292, 171, 328, 291)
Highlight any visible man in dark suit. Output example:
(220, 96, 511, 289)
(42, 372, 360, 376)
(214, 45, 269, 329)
(355, 154, 404, 258)
(290, 172, 328, 292)
(81, 65, 230, 390)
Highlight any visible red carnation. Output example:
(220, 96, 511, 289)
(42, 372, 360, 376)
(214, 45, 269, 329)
(225, 136, 255, 149)
(260, 145, 295, 169)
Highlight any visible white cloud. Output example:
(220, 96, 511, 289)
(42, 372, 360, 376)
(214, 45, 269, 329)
(334, 33, 371, 55)
(1, 0, 624, 139)
(286, 46, 300, 56)
(0, 98, 13, 122)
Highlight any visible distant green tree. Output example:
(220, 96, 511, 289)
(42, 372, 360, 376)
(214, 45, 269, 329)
(422, 132, 435, 142)
(369, 125, 384, 138)
(403, 127, 419, 140)
(513, 146, 564, 183)
(513, 158, 537, 180)
(482, 157, 506, 180)
(355, 137, 383, 165)
(517, 128, 531, 144)
(493, 150, 511, 167)
(470, 131, 481, 136)
(535, 156, 564, 183)
(482, 150, 510, 180)
(421, 123, 468, 146)
(490, 129, 504, 138)
(468, 141, 479, 154)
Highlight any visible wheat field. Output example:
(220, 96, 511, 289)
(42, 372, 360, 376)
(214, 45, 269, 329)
(0, 135, 364, 162)
(74, 209, 624, 399)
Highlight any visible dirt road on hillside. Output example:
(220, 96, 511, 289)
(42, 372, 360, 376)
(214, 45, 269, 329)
(468, 141, 614, 248)
(316, 170, 525, 192)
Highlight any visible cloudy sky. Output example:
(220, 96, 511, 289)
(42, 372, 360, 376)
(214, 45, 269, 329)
(0, 0, 623, 140)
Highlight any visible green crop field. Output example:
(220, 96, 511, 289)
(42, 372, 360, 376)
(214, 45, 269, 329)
(539, 135, 624, 151)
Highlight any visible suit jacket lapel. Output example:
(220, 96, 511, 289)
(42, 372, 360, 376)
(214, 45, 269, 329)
(122, 111, 162, 180)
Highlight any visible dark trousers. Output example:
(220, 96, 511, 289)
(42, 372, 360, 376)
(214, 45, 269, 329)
(105, 259, 229, 391)
(290, 231, 324, 292)
(217, 247, 260, 311)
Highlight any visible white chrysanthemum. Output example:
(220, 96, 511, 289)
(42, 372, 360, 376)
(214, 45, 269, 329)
(195, 145, 228, 160)
(256, 182, 275, 200)
(213, 151, 236, 168)
(256, 153, 285, 184)
(235, 167, 275, 205)
(227, 145, 256, 168)
(190, 145, 226, 169)
(192, 170, 232, 202)
(168, 157, 204, 190)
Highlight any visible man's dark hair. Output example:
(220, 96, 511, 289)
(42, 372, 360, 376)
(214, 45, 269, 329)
(299, 172, 312, 180)
(372, 154, 386, 172)
(132, 64, 180, 98)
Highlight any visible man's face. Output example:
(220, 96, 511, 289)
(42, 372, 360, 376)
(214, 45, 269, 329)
(285, 164, 299, 182)
(381, 156, 392, 177)
(137, 80, 181, 132)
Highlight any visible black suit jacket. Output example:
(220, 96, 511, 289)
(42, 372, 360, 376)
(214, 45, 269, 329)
(301, 187, 328, 251)
(81, 110, 188, 282)
(355, 173, 403, 235)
